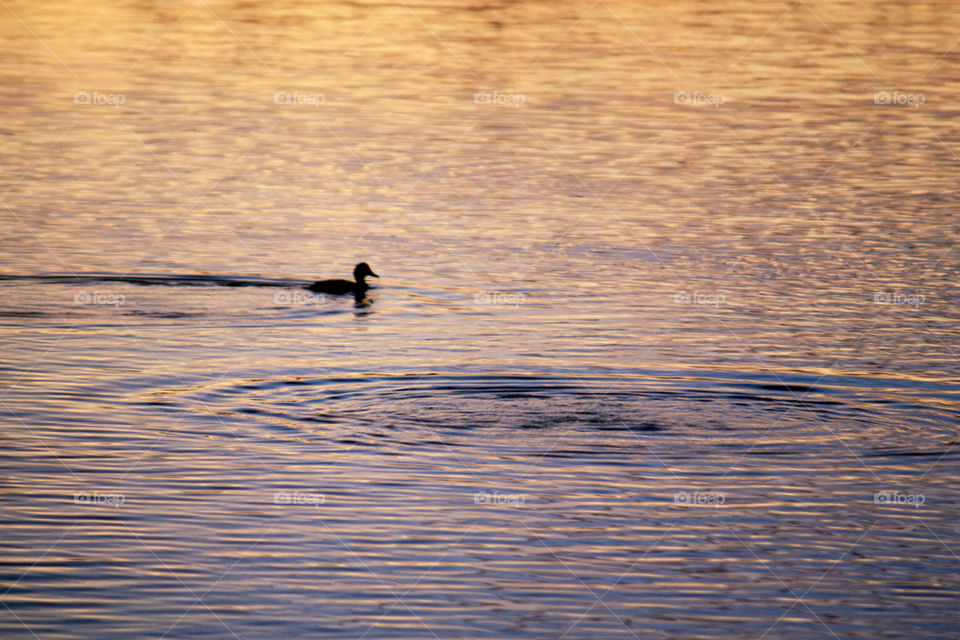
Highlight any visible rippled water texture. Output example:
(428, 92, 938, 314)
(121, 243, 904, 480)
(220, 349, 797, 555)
(1, 1, 959, 638)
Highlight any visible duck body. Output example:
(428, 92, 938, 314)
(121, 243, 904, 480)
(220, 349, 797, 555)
(307, 278, 359, 295)
(307, 262, 378, 296)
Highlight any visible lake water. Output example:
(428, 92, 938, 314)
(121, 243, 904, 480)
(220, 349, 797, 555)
(1, 1, 959, 638)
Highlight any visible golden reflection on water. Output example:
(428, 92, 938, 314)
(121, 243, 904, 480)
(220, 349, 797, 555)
(1, 1, 959, 638)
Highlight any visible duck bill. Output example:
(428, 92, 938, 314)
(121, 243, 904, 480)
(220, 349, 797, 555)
(369, 270, 379, 278)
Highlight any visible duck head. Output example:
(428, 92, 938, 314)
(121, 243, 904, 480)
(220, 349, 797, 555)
(354, 262, 379, 285)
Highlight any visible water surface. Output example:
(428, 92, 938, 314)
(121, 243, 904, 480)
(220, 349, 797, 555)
(1, 1, 958, 638)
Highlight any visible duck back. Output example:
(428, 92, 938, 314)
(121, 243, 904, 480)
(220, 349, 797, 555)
(308, 279, 358, 295)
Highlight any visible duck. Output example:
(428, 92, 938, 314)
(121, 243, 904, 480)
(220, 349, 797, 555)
(307, 262, 378, 296)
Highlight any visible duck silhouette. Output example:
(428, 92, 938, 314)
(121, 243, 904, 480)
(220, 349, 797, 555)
(307, 262, 379, 296)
